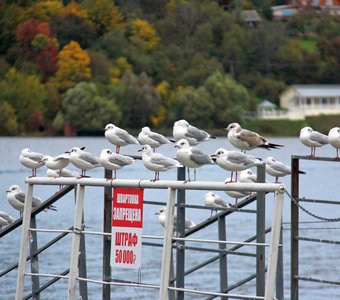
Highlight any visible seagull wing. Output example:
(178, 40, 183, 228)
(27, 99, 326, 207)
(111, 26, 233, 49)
(79, 153, 100, 166)
(15, 192, 26, 204)
(227, 152, 258, 166)
(150, 154, 179, 168)
(148, 132, 170, 144)
(186, 126, 209, 141)
(310, 131, 328, 145)
(190, 148, 212, 165)
(108, 155, 134, 167)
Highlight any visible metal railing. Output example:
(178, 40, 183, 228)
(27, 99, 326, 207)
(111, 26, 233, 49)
(10, 166, 285, 300)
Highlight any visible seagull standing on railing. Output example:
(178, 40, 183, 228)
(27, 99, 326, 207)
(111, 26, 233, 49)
(99, 148, 135, 179)
(225, 123, 283, 152)
(138, 126, 174, 151)
(265, 156, 306, 183)
(155, 207, 196, 231)
(239, 169, 257, 183)
(47, 168, 80, 178)
(19, 148, 45, 177)
(204, 192, 231, 218)
(41, 153, 70, 176)
(66, 147, 101, 178)
(104, 123, 139, 154)
(223, 178, 250, 206)
(299, 127, 328, 157)
(6, 184, 57, 217)
(328, 127, 340, 159)
(173, 119, 215, 145)
(175, 139, 214, 182)
(0, 210, 16, 229)
(211, 148, 262, 182)
(139, 145, 182, 181)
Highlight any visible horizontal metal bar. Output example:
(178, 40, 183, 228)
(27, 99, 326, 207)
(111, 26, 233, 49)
(183, 203, 257, 214)
(168, 286, 264, 300)
(26, 272, 69, 280)
(298, 198, 340, 205)
(173, 237, 272, 247)
(25, 177, 284, 192)
(292, 155, 340, 162)
(78, 277, 160, 289)
(297, 236, 340, 245)
(24, 269, 69, 300)
(296, 275, 340, 286)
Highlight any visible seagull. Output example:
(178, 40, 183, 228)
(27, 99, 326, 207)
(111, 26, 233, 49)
(99, 148, 135, 179)
(328, 127, 340, 159)
(0, 210, 16, 229)
(155, 207, 196, 231)
(41, 154, 70, 175)
(225, 123, 283, 152)
(265, 156, 306, 183)
(211, 148, 262, 182)
(47, 168, 80, 178)
(204, 192, 231, 218)
(175, 139, 214, 181)
(138, 126, 174, 150)
(104, 123, 139, 153)
(138, 145, 182, 181)
(6, 184, 57, 216)
(224, 178, 250, 206)
(239, 169, 257, 183)
(66, 147, 101, 177)
(19, 148, 45, 177)
(299, 127, 329, 157)
(173, 119, 215, 146)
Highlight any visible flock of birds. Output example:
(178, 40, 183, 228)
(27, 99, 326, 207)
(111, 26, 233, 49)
(1, 120, 340, 231)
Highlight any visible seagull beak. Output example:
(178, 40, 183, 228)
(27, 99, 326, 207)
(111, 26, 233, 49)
(154, 212, 160, 215)
(65, 151, 70, 154)
(80, 146, 85, 150)
(138, 148, 143, 152)
(223, 128, 228, 132)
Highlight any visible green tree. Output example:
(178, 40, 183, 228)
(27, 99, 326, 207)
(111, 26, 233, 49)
(111, 72, 161, 128)
(0, 102, 19, 135)
(55, 81, 121, 134)
(204, 71, 250, 126)
(0, 68, 47, 132)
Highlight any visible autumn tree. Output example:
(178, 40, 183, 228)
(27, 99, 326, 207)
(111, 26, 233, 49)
(85, 0, 123, 35)
(21, 0, 63, 23)
(51, 41, 92, 90)
(129, 18, 160, 50)
(54, 81, 121, 134)
(0, 102, 19, 135)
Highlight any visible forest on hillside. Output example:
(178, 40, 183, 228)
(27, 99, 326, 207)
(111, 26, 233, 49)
(0, 0, 340, 136)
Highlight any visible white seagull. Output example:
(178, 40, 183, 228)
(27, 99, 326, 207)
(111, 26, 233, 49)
(299, 127, 329, 157)
(239, 169, 257, 183)
(47, 168, 80, 178)
(175, 139, 214, 181)
(224, 178, 250, 206)
(265, 156, 306, 183)
(6, 184, 57, 216)
(173, 119, 215, 146)
(138, 126, 174, 150)
(19, 148, 45, 177)
(104, 123, 139, 153)
(139, 145, 182, 181)
(41, 154, 70, 175)
(225, 123, 283, 152)
(328, 127, 340, 159)
(99, 148, 135, 179)
(204, 192, 231, 218)
(211, 148, 262, 182)
(66, 147, 101, 177)
(155, 207, 196, 231)
(0, 210, 16, 229)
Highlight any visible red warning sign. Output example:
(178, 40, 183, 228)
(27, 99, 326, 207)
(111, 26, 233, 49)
(111, 188, 144, 269)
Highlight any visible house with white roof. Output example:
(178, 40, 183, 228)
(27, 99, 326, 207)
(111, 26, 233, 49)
(279, 85, 340, 120)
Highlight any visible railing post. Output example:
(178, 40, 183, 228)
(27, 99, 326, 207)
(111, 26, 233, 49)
(218, 215, 228, 300)
(68, 184, 85, 300)
(176, 167, 186, 300)
(276, 223, 284, 300)
(256, 164, 266, 296)
(291, 157, 299, 300)
(78, 211, 88, 300)
(265, 189, 284, 300)
(159, 188, 176, 299)
(30, 216, 40, 300)
(103, 169, 112, 299)
(16, 183, 34, 300)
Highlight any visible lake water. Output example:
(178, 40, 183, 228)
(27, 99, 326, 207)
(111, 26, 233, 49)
(0, 136, 340, 299)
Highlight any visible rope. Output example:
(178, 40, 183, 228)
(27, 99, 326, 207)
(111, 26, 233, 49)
(285, 190, 340, 222)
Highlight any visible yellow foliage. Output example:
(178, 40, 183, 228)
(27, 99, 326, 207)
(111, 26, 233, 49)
(150, 106, 167, 127)
(52, 41, 92, 90)
(156, 81, 169, 95)
(110, 57, 133, 84)
(24, 0, 63, 22)
(59, 1, 88, 18)
(130, 18, 160, 50)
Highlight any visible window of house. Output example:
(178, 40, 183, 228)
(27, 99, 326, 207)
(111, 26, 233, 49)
(322, 98, 328, 105)
(306, 98, 311, 105)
